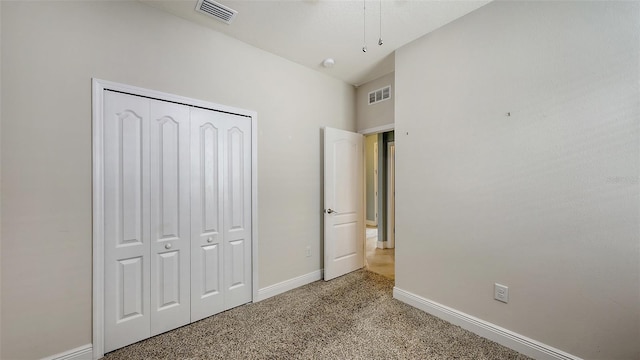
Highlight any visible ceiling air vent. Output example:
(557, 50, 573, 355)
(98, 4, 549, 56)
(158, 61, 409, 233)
(195, 0, 238, 24)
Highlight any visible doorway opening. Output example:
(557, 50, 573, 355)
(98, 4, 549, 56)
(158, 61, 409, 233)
(364, 131, 395, 280)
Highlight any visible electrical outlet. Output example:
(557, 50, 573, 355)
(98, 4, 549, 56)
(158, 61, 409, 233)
(494, 283, 509, 303)
(305, 246, 311, 257)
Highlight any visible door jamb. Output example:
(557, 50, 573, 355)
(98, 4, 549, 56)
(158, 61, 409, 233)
(92, 78, 259, 359)
(372, 141, 379, 226)
(358, 125, 394, 260)
(387, 141, 395, 249)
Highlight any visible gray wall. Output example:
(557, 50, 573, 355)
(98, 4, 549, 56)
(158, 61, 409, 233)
(376, 131, 394, 243)
(356, 72, 395, 132)
(0, 2, 3, 357)
(395, 1, 639, 359)
(0, 1, 355, 358)
(365, 135, 377, 223)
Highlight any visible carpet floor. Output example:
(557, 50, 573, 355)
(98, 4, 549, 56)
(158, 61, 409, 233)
(104, 270, 532, 359)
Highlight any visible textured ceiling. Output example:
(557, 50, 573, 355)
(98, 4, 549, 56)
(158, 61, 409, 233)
(142, 0, 491, 86)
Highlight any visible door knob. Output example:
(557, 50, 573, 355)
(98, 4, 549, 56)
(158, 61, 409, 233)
(325, 208, 338, 214)
(207, 237, 213, 243)
(165, 243, 172, 250)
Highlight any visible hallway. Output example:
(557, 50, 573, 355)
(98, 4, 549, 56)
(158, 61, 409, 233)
(365, 228, 395, 280)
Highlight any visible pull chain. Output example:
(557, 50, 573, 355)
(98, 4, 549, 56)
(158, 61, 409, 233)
(378, 0, 383, 46)
(362, 0, 367, 52)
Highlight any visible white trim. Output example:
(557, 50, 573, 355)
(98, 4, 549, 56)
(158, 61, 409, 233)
(373, 141, 378, 226)
(41, 344, 93, 360)
(92, 78, 258, 360)
(92, 79, 256, 116)
(256, 270, 323, 302)
(91, 79, 105, 360)
(251, 90, 259, 305)
(393, 287, 582, 360)
(358, 123, 394, 135)
(386, 142, 395, 249)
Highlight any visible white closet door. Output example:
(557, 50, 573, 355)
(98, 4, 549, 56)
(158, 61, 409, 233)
(102, 88, 253, 353)
(149, 99, 191, 335)
(190, 108, 225, 322)
(222, 114, 252, 309)
(104, 91, 151, 352)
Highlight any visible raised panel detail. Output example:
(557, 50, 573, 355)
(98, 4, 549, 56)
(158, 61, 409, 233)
(158, 117, 180, 239)
(229, 240, 245, 288)
(202, 244, 220, 297)
(117, 257, 144, 322)
(228, 127, 244, 230)
(333, 140, 357, 214)
(158, 251, 180, 309)
(333, 223, 357, 260)
(120, 111, 143, 245)
(201, 124, 219, 233)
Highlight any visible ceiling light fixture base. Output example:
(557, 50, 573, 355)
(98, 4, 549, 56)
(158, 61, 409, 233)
(322, 58, 336, 68)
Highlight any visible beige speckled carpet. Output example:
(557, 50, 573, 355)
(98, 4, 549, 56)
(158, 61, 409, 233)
(104, 270, 532, 359)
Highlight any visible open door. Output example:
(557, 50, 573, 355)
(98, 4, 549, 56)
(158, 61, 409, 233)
(324, 127, 364, 280)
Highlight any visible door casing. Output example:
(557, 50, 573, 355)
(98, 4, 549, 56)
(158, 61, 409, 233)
(92, 78, 258, 359)
(387, 141, 395, 249)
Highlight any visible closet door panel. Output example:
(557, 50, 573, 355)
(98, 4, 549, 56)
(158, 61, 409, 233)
(190, 108, 225, 321)
(149, 99, 191, 335)
(102, 88, 254, 353)
(223, 115, 253, 309)
(104, 91, 151, 352)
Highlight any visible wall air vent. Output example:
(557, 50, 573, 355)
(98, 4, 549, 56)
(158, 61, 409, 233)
(368, 85, 392, 105)
(195, 0, 238, 24)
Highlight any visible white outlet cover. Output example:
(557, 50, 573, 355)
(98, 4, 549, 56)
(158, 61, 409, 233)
(494, 283, 509, 303)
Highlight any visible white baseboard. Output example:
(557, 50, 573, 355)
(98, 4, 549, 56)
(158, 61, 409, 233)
(256, 269, 323, 302)
(393, 287, 582, 360)
(41, 344, 93, 360)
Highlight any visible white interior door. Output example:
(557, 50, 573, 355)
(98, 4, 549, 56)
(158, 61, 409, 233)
(190, 108, 252, 320)
(222, 113, 253, 309)
(149, 100, 191, 335)
(190, 108, 225, 322)
(324, 127, 364, 281)
(104, 91, 151, 352)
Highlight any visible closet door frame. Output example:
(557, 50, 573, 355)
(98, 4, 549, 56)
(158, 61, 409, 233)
(92, 78, 258, 359)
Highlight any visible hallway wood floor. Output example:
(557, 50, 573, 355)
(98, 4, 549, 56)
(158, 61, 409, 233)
(365, 227, 395, 280)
